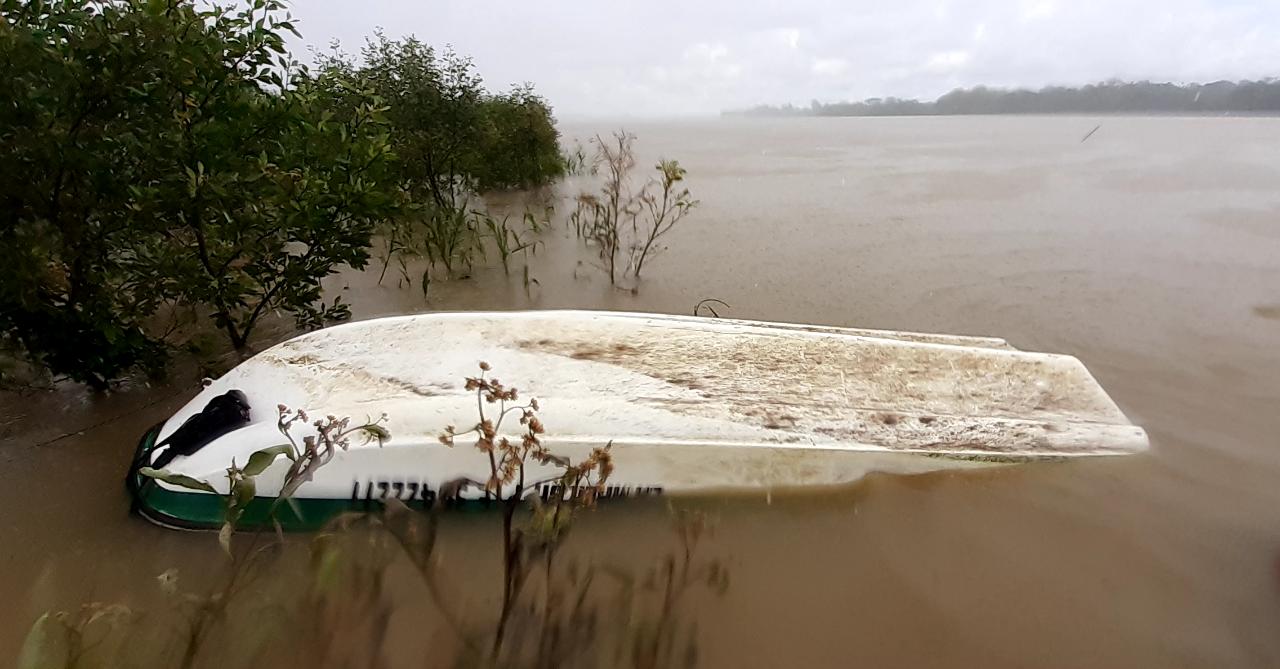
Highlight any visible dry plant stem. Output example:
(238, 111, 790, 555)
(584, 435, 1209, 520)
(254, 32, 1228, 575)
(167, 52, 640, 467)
(538, 547, 557, 661)
(581, 131, 637, 285)
(692, 298, 730, 318)
(632, 182, 669, 278)
(494, 498, 521, 659)
(379, 507, 481, 655)
(178, 529, 274, 669)
(272, 408, 389, 513)
(437, 361, 613, 663)
(575, 131, 696, 285)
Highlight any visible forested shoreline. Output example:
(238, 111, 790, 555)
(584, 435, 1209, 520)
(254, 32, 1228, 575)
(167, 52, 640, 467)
(727, 79, 1280, 117)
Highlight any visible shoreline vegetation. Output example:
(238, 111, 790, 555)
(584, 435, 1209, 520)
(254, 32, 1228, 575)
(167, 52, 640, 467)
(0, 0, 697, 391)
(5, 4, 717, 666)
(0, 0, 564, 389)
(724, 78, 1280, 117)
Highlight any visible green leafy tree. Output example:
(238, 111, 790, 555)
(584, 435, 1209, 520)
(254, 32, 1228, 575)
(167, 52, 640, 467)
(334, 34, 565, 202)
(128, 0, 398, 349)
(0, 0, 181, 387)
(1, 0, 399, 385)
(320, 34, 487, 211)
(474, 84, 566, 191)
(318, 34, 566, 280)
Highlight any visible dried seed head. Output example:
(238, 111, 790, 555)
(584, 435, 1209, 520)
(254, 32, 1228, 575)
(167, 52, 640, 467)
(595, 449, 614, 483)
(479, 361, 491, 371)
(500, 457, 519, 484)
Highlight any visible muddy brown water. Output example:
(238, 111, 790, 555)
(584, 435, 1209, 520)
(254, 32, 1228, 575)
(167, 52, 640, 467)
(3, 115, 1280, 667)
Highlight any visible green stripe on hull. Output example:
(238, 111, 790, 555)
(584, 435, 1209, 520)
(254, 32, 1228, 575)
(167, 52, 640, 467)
(129, 426, 442, 531)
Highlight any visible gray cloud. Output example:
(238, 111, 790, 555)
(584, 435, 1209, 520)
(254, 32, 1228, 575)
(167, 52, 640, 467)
(287, 0, 1280, 117)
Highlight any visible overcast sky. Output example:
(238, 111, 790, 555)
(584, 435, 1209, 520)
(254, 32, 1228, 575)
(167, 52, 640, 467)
(286, 0, 1280, 118)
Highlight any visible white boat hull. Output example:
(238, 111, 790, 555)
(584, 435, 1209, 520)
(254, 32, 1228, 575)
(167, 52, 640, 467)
(129, 311, 1147, 527)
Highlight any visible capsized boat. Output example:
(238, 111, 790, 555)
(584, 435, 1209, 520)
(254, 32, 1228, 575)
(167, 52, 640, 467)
(127, 310, 1148, 529)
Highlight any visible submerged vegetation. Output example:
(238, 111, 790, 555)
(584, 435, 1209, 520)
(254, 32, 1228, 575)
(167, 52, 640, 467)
(0, 0, 701, 388)
(0, 0, 397, 385)
(0, 0, 565, 387)
(24, 364, 727, 668)
(570, 132, 699, 285)
(319, 34, 564, 287)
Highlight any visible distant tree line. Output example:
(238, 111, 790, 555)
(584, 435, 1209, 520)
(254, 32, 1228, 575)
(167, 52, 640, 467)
(0, 0, 566, 388)
(727, 79, 1280, 117)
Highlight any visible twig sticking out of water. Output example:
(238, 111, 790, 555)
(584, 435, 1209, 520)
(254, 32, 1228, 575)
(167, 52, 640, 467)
(1080, 124, 1102, 143)
(693, 299, 730, 318)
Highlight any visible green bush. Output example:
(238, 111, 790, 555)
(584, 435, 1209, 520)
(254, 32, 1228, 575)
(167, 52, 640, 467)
(1, 1, 568, 388)
(475, 85, 567, 191)
(0, 0, 399, 385)
(320, 34, 565, 203)
(0, 0, 182, 387)
(319, 35, 565, 281)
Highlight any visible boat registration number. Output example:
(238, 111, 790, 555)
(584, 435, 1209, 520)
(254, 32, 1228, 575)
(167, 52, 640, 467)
(349, 478, 664, 504)
(351, 479, 437, 504)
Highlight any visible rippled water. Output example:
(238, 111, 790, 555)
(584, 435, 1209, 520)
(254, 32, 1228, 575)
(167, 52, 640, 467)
(4, 115, 1280, 666)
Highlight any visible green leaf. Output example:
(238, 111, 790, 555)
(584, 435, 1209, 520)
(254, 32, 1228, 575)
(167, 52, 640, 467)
(17, 613, 68, 669)
(312, 541, 343, 592)
(232, 476, 256, 511)
(361, 424, 391, 445)
(138, 468, 217, 494)
(243, 443, 294, 476)
(218, 522, 234, 556)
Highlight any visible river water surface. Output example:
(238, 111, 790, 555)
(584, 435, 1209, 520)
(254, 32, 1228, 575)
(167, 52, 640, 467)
(4, 116, 1280, 667)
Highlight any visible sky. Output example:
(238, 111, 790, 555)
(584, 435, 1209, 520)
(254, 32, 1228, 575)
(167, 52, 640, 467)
(285, 0, 1280, 118)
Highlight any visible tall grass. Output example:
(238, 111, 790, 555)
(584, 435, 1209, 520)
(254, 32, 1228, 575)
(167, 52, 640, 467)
(481, 213, 543, 275)
(376, 198, 550, 289)
(561, 139, 590, 176)
(427, 205, 484, 277)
